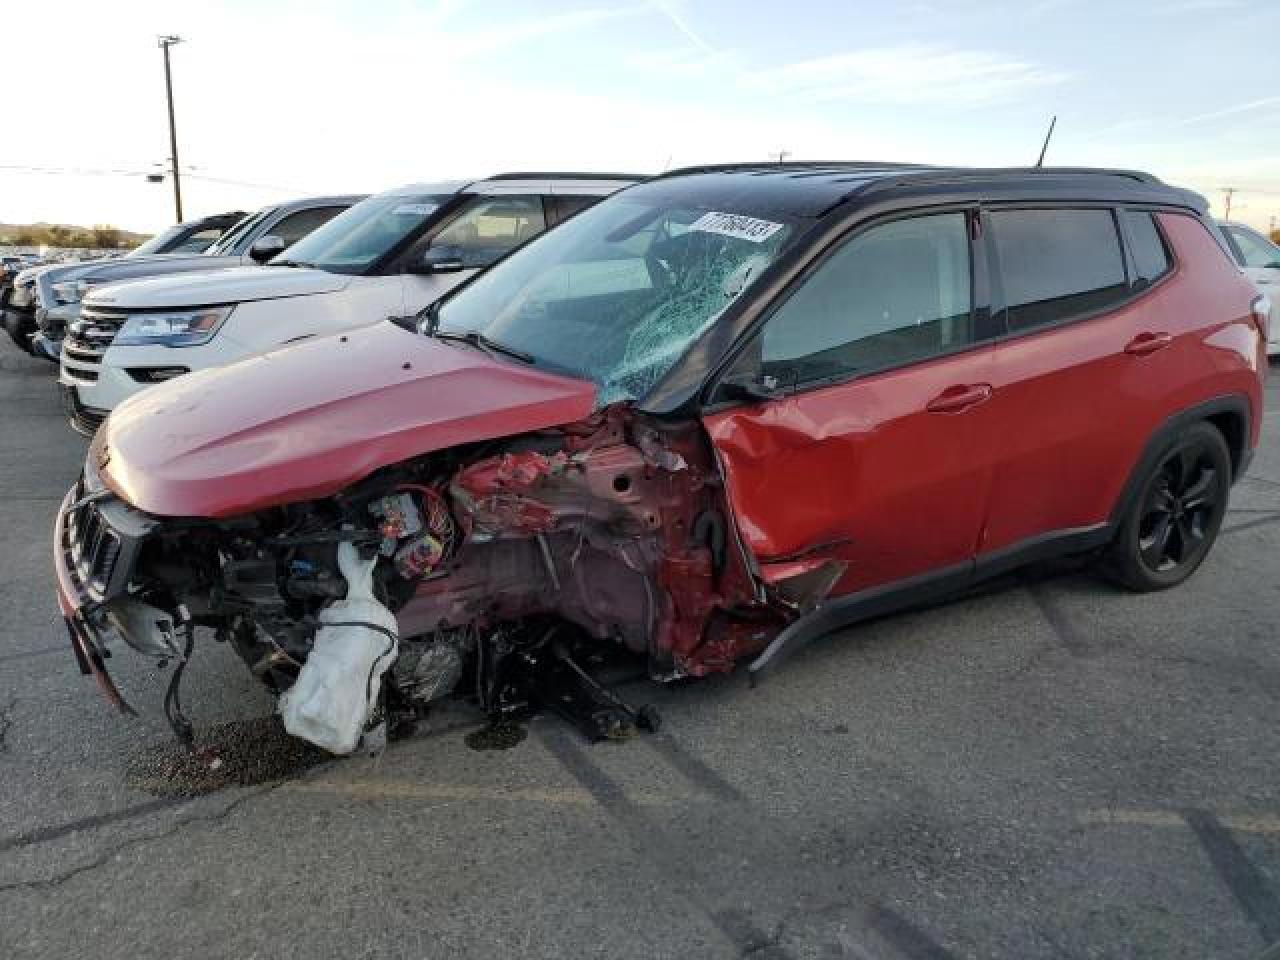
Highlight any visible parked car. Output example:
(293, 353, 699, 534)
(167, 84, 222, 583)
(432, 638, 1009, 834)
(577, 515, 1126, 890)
(53, 164, 1266, 755)
(29, 199, 357, 365)
(0, 260, 24, 339)
(1, 212, 246, 357)
(59, 174, 638, 432)
(128, 211, 250, 257)
(2, 265, 44, 353)
(1219, 220, 1280, 356)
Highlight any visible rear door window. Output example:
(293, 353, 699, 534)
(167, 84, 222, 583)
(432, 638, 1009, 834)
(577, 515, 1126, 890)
(990, 208, 1128, 331)
(755, 211, 974, 385)
(428, 196, 547, 269)
(1123, 211, 1172, 287)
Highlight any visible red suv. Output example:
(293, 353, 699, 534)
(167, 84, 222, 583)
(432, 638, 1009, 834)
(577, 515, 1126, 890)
(54, 164, 1268, 753)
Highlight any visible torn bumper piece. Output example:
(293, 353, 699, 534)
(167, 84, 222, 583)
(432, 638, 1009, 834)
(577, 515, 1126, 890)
(53, 486, 137, 717)
(62, 610, 137, 717)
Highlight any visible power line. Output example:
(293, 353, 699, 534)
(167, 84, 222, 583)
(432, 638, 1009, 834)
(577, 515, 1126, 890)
(184, 173, 311, 193)
(0, 163, 150, 177)
(0, 163, 309, 193)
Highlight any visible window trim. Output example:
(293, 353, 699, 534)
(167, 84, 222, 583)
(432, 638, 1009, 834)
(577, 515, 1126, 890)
(703, 203, 989, 407)
(982, 202, 1181, 346)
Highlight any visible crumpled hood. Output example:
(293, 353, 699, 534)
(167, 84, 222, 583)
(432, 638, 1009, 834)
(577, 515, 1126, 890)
(94, 321, 598, 518)
(86, 265, 348, 309)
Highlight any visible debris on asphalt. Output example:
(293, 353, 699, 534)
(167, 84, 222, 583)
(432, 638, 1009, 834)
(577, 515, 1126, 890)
(125, 715, 330, 797)
(464, 718, 528, 751)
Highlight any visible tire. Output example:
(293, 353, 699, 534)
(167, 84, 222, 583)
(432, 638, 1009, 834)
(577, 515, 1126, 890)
(3, 315, 34, 355)
(1102, 421, 1231, 592)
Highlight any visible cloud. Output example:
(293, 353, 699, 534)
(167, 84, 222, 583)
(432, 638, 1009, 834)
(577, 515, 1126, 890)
(445, 6, 640, 60)
(624, 46, 738, 76)
(748, 44, 1068, 107)
(1162, 0, 1247, 11)
(1078, 95, 1280, 142)
(644, 0, 716, 54)
(1167, 96, 1280, 129)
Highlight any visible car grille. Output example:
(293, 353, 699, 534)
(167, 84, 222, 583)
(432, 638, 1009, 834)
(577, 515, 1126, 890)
(63, 490, 123, 600)
(65, 306, 129, 377)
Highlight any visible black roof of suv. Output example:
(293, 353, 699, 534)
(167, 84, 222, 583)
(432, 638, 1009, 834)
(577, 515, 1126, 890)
(649, 163, 1207, 219)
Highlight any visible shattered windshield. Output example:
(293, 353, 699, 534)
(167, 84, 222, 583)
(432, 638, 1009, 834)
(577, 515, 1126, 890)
(433, 196, 795, 405)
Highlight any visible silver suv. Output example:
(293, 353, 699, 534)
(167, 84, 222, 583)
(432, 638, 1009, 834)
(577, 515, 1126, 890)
(27, 196, 362, 361)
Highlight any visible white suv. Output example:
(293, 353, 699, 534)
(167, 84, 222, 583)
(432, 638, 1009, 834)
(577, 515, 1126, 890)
(60, 174, 639, 432)
(1219, 220, 1280, 356)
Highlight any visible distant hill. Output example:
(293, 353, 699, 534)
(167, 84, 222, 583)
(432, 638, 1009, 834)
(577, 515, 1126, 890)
(0, 221, 151, 250)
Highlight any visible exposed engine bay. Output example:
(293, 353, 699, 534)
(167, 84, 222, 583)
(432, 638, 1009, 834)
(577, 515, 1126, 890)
(62, 408, 811, 753)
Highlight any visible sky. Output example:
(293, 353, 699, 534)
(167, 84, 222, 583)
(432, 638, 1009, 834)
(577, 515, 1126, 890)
(4, 0, 1278, 234)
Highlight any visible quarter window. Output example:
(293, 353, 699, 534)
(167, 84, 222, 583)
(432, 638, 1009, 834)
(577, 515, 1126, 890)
(1123, 211, 1172, 286)
(428, 196, 547, 269)
(549, 195, 599, 224)
(756, 212, 973, 384)
(990, 208, 1128, 331)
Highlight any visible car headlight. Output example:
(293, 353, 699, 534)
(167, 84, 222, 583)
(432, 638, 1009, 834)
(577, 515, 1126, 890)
(50, 279, 96, 305)
(113, 305, 235, 347)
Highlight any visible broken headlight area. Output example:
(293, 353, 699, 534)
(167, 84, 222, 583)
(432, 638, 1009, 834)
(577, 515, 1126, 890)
(63, 408, 797, 755)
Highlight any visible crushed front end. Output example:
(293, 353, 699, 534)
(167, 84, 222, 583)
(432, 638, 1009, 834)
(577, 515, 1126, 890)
(54, 407, 799, 754)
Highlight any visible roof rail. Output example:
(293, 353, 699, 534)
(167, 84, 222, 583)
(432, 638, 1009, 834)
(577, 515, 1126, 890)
(482, 171, 648, 182)
(848, 166, 1164, 201)
(656, 161, 936, 179)
(653, 162, 1162, 187)
(908, 165, 1157, 184)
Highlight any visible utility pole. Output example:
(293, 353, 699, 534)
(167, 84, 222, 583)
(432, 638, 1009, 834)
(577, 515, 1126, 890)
(158, 35, 184, 222)
(769, 150, 791, 164)
(1221, 187, 1236, 222)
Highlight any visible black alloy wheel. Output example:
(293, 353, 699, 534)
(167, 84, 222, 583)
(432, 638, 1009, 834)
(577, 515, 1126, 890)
(1103, 422, 1231, 591)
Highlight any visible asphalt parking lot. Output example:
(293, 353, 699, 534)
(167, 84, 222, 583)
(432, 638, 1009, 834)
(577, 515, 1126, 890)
(1, 339, 1277, 960)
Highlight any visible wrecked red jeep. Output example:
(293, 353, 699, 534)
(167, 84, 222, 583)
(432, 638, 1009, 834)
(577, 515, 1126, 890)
(54, 164, 1267, 753)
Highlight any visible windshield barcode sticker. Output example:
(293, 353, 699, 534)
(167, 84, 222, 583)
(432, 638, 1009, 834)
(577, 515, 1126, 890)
(689, 211, 784, 243)
(391, 203, 437, 217)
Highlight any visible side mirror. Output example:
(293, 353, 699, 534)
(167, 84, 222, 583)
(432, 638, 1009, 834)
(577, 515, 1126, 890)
(409, 249, 466, 275)
(248, 235, 286, 264)
(718, 374, 782, 405)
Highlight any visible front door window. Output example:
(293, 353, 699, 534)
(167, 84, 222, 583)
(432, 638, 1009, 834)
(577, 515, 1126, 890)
(729, 212, 974, 390)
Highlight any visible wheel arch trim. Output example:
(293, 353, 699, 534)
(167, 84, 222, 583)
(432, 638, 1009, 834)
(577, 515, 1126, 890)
(1108, 394, 1252, 530)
